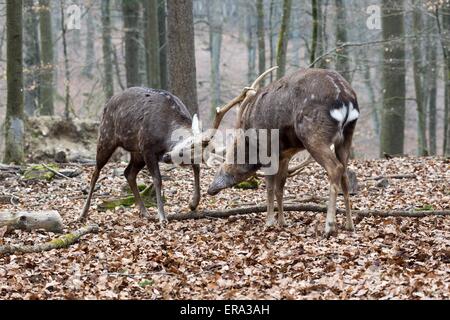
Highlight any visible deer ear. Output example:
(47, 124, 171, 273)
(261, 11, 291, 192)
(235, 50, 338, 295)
(192, 114, 201, 135)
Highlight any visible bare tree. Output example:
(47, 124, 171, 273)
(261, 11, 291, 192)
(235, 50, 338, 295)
(101, 0, 114, 100)
(380, 0, 406, 156)
(143, 0, 161, 89)
(122, 0, 141, 88)
(39, 0, 54, 115)
(208, 0, 223, 111)
(276, 0, 292, 79)
(4, 0, 24, 164)
(167, 0, 198, 115)
(256, 0, 266, 84)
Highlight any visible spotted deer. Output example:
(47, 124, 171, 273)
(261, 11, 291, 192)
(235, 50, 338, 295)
(79, 87, 202, 223)
(207, 68, 360, 237)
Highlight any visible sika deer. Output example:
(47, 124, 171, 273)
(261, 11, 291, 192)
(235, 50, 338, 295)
(207, 68, 359, 237)
(79, 87, 202, 223)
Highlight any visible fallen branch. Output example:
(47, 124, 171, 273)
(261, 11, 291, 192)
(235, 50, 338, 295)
(0, 224, 99, 255)
(364, 174, 417, 181)
(157, 204, 450, 221)
(42, 163, 71, 180)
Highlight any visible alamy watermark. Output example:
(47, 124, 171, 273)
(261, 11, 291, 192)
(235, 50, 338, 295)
(168, 128, 281, 176)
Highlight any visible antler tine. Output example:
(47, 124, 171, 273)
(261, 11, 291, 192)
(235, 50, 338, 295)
(250, 66, 279, 89)
(236, 66, 279, 127)
(203, 66, 279, 143)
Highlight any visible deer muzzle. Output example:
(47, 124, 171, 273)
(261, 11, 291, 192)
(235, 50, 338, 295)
(207, 172, 236, 196)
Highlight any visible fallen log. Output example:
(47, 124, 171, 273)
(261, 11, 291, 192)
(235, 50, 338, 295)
(0, 224, 99, 255)
(157, 204, 450, 221)
(0, 211, 64, 233)
(364, 174, 417, 181)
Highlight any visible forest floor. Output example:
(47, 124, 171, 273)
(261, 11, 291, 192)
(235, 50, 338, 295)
(0, 157, 449, 299)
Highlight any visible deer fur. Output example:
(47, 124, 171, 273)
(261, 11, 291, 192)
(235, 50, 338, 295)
(208, 68, 359, 236)
(80, 87, 201, 223)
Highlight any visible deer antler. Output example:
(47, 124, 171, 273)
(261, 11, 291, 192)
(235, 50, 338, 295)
(204, 66, 279, 144)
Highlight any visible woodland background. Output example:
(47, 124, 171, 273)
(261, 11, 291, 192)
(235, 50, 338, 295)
(0, 0, 449, 162)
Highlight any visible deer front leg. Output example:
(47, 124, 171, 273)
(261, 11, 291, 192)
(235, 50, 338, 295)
(124, 154, 149, 218)
(274, 159, 290, 227)
(145, 156, 167, 224)
(189, 164, 201, 211)
(265, 175, 277, 227)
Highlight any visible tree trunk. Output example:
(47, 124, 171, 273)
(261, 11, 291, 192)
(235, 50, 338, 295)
(143, 0, 161, 89)
(256, 0, 266, 84)
(82, 6, 96, 79)
(39, 0, 54, 116)
(246, 4, 256, 83)
(412, 4, 428, 156)
(60, 0, 71, 120)
(315, 0, 327, 69)
(426, 14, 437, 155)
(276, 0, 292, 79)
(122, 0, 141, 88)
(4, 0, 24, 164)
(380, 0, 406, 157)
(334, 0, 349, 79)
(441, 3, 450, 156)
(167, 0, 199, 115)
(208, 0, 223, 112)
(158, 0, 168, 90)
(101, 0, 114, 100)
(23, 0, 40, 117)
(310, 0, 319, 65)
(269, 0, 276, 82)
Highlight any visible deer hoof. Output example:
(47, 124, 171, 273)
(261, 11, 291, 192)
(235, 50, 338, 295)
(324, 222, 337, 238)
(189, 202, 198, 211)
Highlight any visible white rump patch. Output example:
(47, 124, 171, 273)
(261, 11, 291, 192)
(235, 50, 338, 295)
(330, 102, 359, 127)
(347, 102, 360, 123)
(330, 105, 347, 124)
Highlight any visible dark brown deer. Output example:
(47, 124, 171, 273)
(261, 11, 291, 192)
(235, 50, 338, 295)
(207, 68, 359, 237)
(79, 87, 202, 223)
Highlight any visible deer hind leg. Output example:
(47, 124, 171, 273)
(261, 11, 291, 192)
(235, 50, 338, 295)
(265, 175, 277, 227)
(79, 143, 117, 221)
(305, 142, 345, 237)
(274, 159, 290, 227)
(124, 153, 148, 218)
(335, 123, 356, 231)
(189, 164, 201, 211)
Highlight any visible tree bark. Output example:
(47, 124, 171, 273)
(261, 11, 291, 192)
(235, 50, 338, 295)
(39, 0, 54, 116)
(101, 0, 114, 100)
(143, 0, 161, 89)
(412, 4, 428, 156)
(60, 0, 72, 120)
(246, 3, 256, 83)
(256, 0, 266, 85)
(4, 0, 24, 165)
(310, 0, 319, 65)
(0, 211, 63, 233)
(158, 0, 168, 90)
(334, 0, 349, 79)
(269, 0, 276, 82)
(380, 0, 406, 157)
(122, 0, 141, 88)
(276, 0, 292, 79)
(23, 0, 40, 116)
(167, 0, 199, 115)
(441, 4, 450, 156)
(208, 0, 223, 112)
(82, 5, 96, 79)
(426, 14, 437, 155)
